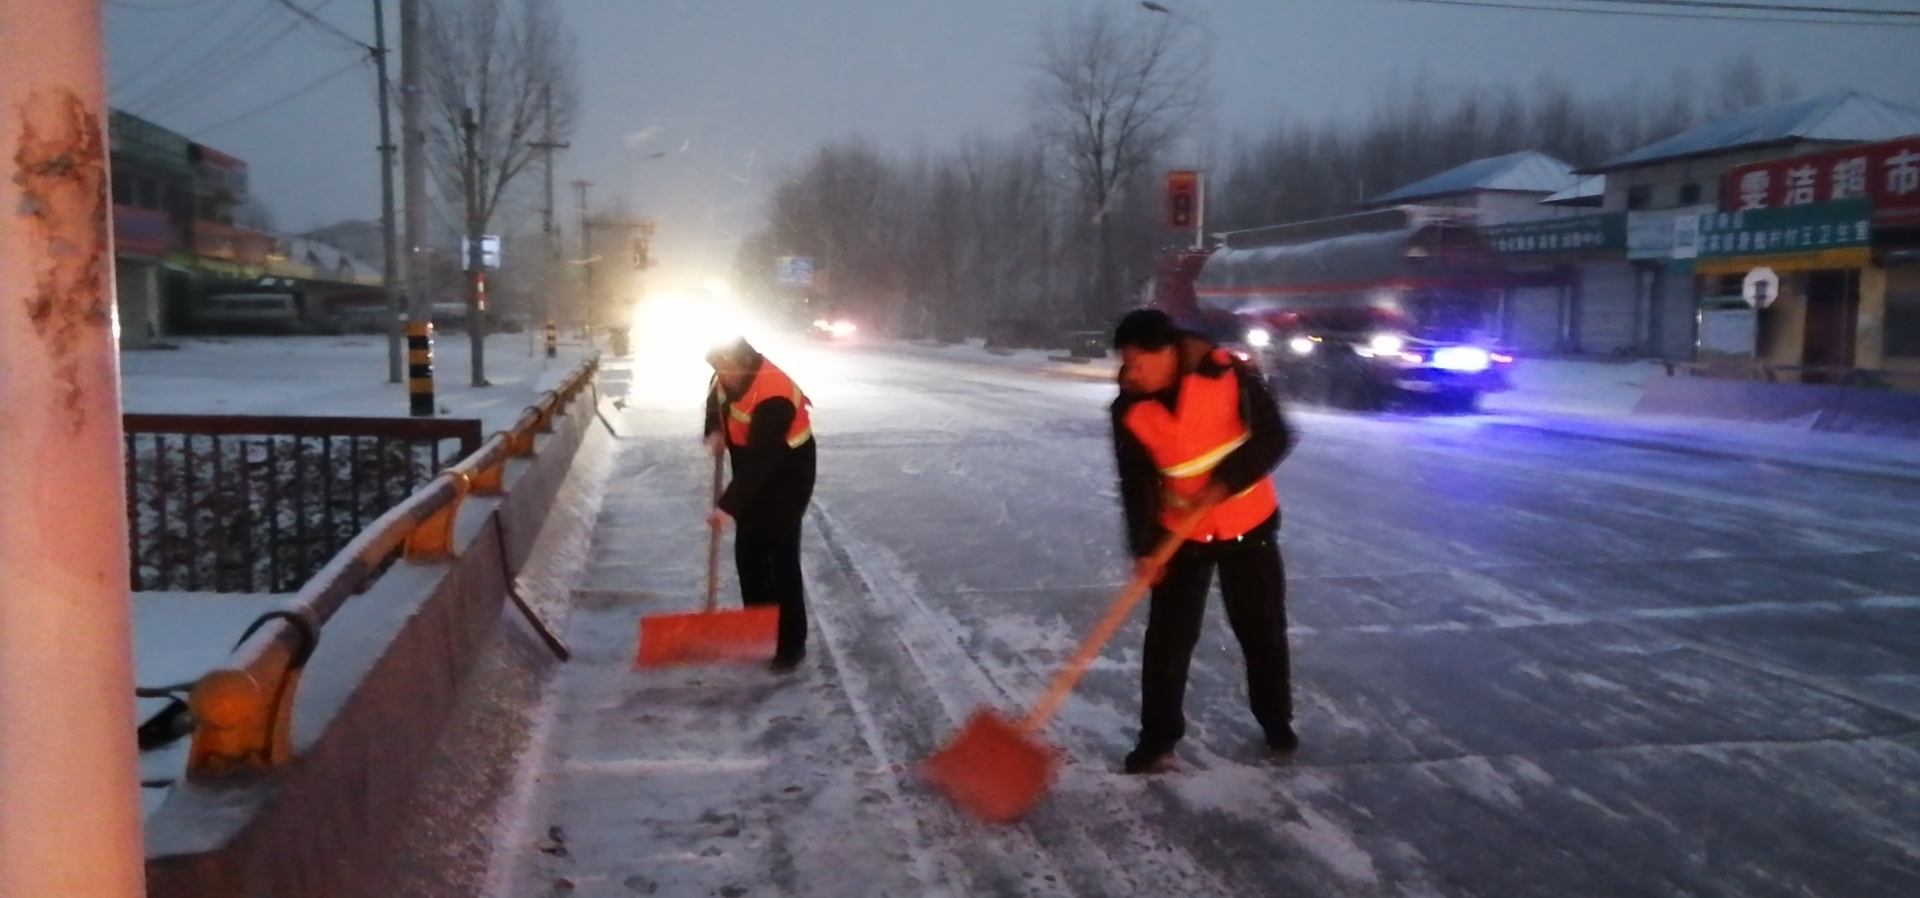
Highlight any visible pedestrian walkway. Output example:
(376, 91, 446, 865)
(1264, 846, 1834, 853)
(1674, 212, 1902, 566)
(494, 389, 937, 898)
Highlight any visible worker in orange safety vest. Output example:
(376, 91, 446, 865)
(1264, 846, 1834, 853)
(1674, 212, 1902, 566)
(704, 337, 817, 671)
(1109, 309, 1299, 773)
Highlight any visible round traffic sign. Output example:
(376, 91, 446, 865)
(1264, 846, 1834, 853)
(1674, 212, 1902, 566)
(1743, 267, 1780, 309)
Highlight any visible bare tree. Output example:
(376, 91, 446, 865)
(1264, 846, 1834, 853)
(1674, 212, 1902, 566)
(1029, 4, 1206, 325)
(423, 0, 578, 385)
(1210, 55, 1801, 234)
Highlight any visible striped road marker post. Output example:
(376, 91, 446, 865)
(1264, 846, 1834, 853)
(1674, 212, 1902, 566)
(408, 320, 435, 416)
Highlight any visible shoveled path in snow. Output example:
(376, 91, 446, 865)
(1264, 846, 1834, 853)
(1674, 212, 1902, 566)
(497, 339, 1920, 898)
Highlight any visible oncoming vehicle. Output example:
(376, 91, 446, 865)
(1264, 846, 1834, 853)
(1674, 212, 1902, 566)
(1153, 206, 1514, 412)
(807, 316, 859, 341)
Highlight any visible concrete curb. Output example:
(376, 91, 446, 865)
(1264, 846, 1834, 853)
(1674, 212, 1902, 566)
(1634, 376, 1920, 441)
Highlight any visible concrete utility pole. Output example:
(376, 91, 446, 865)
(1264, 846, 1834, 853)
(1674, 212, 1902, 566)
(573, 178, 592, 335)
(400, 0, 433, 411)
(0, 2, 147, 896)
(373, 0, 402, 383)
(462, 106, 488, 387)
(530, 85, 568, 353)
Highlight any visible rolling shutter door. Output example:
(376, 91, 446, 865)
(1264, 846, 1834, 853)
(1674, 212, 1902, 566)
(1575, 263, 1638, 355)
(1505, 285, 1563, 354)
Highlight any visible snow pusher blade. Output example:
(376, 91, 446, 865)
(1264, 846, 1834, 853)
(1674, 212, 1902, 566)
(635, 605, 781, 667)
(634, 450, 780, 668)
(921, 503, 1214, 823)
(922, 709, 1058, 823)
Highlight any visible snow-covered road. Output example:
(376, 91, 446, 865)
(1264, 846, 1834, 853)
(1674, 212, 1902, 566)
(499, 338, 1920, 898)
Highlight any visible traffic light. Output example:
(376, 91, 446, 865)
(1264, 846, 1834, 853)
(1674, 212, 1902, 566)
(1165, 169, 1200, 230)
(630, 235, 651, 270)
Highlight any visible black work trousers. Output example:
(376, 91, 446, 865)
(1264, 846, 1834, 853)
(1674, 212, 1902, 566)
(1138, 520, 1293, 749)
(734, 514, 807, 660)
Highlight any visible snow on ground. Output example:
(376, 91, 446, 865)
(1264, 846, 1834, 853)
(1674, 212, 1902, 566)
(491, 340, 1920, 896)
(121, 333, 594, 430)
(121, 333, 1920, 881)
(1481, 357, 1664, 417)
(863, 337, 1119, 382)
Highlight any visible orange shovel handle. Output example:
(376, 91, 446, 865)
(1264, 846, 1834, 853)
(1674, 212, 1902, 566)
(1019, 501, 1216, 732)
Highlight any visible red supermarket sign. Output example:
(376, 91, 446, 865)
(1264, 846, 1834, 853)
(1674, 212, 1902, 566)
(1721, 134, 1920, 224)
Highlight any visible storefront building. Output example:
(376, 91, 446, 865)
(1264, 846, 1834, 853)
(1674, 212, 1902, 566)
(1712, 134, 1920, 389)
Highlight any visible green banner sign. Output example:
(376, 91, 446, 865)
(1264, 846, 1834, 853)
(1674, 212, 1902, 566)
(1697, 196, 1872, 259)
(1479, 213, 1626, 256)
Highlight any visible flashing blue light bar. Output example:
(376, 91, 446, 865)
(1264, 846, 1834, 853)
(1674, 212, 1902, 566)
(1432, 346, 1492, 373)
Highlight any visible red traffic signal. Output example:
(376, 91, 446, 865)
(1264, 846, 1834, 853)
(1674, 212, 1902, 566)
(1165, 170, 1200, 229)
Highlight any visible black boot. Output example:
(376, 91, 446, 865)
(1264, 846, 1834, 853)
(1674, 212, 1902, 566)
(1122, 742, 1177, 775)
(769, 649, 805, 673)
(1266, 723, 1299, 754)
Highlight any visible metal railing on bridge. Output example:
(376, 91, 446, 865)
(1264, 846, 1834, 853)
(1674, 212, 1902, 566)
(128, 355, 601, 776)
(124, 414, 484, 593)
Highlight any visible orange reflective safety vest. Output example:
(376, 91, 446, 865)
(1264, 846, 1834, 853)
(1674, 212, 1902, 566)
(1121, 349, 1279, 543)
(718, 359, 814, 449)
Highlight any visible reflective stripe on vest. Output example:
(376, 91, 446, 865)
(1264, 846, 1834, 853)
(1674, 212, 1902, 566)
(721, 359, 814, 449)
(1122, 349, 1278, 543)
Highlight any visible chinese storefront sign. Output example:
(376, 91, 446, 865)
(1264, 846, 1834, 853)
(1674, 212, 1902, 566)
(1695, 196, 1873, 273)
(1721, 134, 1920, 224)
(1627, 204, 1714, 260)
(1480, 212, 1626, 256)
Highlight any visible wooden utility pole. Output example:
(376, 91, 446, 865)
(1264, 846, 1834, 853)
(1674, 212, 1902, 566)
(0, 1, 146, 894)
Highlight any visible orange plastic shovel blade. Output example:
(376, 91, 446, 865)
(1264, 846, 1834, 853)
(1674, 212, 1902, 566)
(922, 708, 1059, 824)
(634, 606, 781, 668)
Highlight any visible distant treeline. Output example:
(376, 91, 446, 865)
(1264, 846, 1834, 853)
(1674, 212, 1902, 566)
(740, 55, 1797, 342)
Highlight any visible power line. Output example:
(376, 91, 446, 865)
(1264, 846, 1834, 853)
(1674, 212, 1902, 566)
(128, 19, 308, 119)
(107, 0, 231, 11)
(116, 6, 293, 112)
(112, 0, 363, 120)
(1558, 0, 1920, 17)
(129, 0, 351, 120)
(108, 0, 253, 91)
(265, 0, 372, 51)
(1372, 0, 1920, 25)
(186, 56, 368, 137)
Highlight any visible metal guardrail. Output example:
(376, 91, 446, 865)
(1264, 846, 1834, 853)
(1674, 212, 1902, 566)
(182, 354, 601, 776)
(1661, 361, 1920, 390)
(124, 415, 483, 593)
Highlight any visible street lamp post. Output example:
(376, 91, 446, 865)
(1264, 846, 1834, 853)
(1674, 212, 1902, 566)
(1142, 0, 1215, 250)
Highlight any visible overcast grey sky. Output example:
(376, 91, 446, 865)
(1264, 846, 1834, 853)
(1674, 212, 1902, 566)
(103, 0, 1920, 290)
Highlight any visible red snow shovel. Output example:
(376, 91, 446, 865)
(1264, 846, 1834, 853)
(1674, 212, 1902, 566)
(922, 501, 1215, 823)
(635, 450, 781, 668)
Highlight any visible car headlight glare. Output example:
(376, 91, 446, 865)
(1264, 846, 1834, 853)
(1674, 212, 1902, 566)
(1432, 346, 1492, 372)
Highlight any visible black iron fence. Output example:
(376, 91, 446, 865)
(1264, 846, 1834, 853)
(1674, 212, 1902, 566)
(123, 415, 483, 593)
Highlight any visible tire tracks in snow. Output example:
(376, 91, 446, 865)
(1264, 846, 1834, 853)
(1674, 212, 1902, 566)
(805, 502, 1244, 898)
